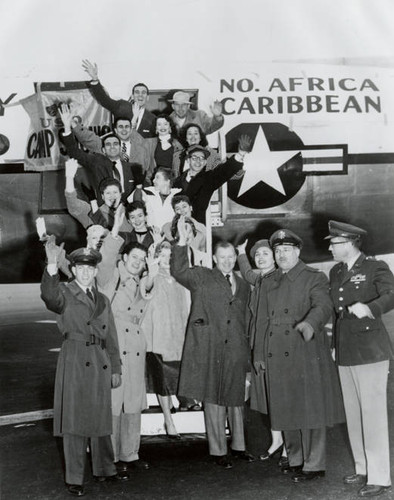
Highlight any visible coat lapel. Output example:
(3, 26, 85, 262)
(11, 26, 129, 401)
(212, 268, 233, 298)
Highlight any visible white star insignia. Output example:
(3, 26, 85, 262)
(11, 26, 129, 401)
(238, 126, 300, 197)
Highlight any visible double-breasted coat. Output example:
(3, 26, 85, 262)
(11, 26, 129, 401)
(329, 253, 394, 366)
(96, 234, 148, 416)
(40, 270, 121, 437)
(170, 245, 250, 407)
(262, 261, 344, 430)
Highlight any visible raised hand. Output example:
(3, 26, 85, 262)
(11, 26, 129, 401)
(238, 134, 253, 153)
(210, 100, 223, 117)
(82, 59, 99, 80)
(58, 104, 73, 132)
(65, 159, 79, 179)
(236, 238, 248, 255)
(45, 235, 59, 265)
(146, 244, 160, 277)
(151, 226, 164, 246)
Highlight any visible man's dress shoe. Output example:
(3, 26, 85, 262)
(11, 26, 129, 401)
(215, 456, 233, 469)
(343, 473, 367, 485)
(281, 463, 302, 475)
(292, 470, 325, 482)
(358, 485, 391, 497)
(67, 484, 85, 497)
(94, 471, 129, 482)
(231, 450, 256, 462)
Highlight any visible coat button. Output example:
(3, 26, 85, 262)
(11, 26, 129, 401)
(123, 351, 127, 355)
(87, 321, 90, 325)
(271, 311, 274, 316)
(339, 287, 343, 292)
(366, 326, 370, 330)
(128, 307, 131, 311)
(284, 352, 289, 356)
(137, 330, 139, 334)
(225, 340, 228, 344)
(284, 309, 288, 313)
(339, 306, 343, 311)
(103, 365, 107, 369)
(285, 330, 289, 335)
(126, 329, 129, 332)
(86, 362, 90, 367)
(137, 352, 140, 356)
(269, 332, 273, 337)
(140, 309, 143, 313)
(268, 353, 272, 357)
(339, 297, 343, 301)
(227, 320, 231, 324)
(102, 325, 106, 329)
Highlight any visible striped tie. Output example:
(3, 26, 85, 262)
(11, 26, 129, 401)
(122, 142, 129, 162)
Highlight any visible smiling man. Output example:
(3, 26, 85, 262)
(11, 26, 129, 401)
(327, 220, 394, 498)
(171, 219, 254, 468)
(96, 206, 151, 475)
(40, 242, 125, 496)
(257, 229, 344, 483)
(82, 59, 155, 138)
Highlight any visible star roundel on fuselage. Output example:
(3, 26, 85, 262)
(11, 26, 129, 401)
(225, 123, 306, 209)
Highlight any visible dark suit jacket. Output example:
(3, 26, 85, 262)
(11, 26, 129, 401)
(62, 132, 136, 204)
(330, 253, 394, 365)
(89, 81, 156, 138)
(173, 155, 243, 223)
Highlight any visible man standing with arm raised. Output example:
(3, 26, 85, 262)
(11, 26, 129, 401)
(171, 216, 254, 468)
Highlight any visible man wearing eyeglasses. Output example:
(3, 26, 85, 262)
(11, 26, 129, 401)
(327, 220, 394, 498)
(173, 136, 251, 223)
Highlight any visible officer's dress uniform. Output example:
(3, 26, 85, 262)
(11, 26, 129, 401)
(96, 234, 148, 464)
(330, 252, 394, 487)
(40, 249, 121, 486)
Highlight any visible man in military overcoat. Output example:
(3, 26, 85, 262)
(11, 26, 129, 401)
(262, 229, 344, 482)
(40, 241, 124, 497)
(327, 220, 394, 498)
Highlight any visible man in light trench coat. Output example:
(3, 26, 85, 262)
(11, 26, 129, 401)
(96, 206, 151, 473)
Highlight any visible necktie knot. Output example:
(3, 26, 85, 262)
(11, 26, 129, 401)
(225, 274, 232, 286)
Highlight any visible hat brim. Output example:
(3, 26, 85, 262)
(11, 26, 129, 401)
(170, 99, 192, 104)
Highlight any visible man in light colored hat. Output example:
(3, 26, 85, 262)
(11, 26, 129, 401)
(255, 229, 344, 483)
(169, 90, 224, 135)
(327, 220, 394, 497)
(40, 241, 125, 496)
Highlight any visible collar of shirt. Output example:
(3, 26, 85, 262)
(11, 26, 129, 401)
(345, 251, 362, 271)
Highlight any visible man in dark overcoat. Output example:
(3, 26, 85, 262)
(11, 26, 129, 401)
(40, 241, 125, 496)
(327, 220, 394, 498)
(171, 218, 253, 468)
(262, 229, 344, 482)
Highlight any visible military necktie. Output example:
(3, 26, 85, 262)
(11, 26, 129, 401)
(86, 288, 95, 303)
(121, 142, 129, 162)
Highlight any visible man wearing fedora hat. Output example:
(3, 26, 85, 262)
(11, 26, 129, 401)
(169, 90, 224, 135)
(327, 220, 394, 497)
(40, 241, 125, 496)
(255, 229, 344, 483)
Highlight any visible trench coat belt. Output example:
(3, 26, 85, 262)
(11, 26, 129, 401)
(64, 331, 106, 349)
(269, 317, 296, 326)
